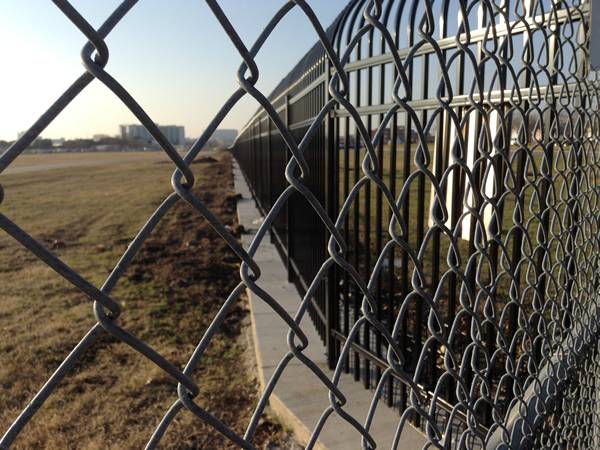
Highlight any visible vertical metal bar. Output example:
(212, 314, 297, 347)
(285, 94, 295, 283)
(267, 118, 272, 211)
(418, 65, 431, 356)
(353, 70, 362, 382)
(376, 2, 395, 411)
(505, 0, 534, 399)
(344, 114, 351, 374)
(258, 118, 263, 208)
(480, 3, 513, 427)
(533, 2, 559, 367)
(429, 56, 444, 413)
(333, 106, 342, 364)
(344, 0, 363, 382)
(374, 34, 385, 401)
(465, 1, 489, 427)
(397, 1, 417, 420)
(363, 25, 374, 390)
(445, 0, 459, 407)
(387, 109, 398, 408)
(325, 56, 338, 370)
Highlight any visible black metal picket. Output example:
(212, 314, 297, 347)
(233, 0, 600, 447)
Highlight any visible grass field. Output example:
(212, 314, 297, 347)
(0, 151, 290, 449)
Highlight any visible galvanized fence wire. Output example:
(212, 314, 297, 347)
(0, 1, 598, 450)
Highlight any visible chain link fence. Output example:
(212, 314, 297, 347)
(1, 0, 599, 449)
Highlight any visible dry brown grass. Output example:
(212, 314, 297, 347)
(0, 151, 292, 449)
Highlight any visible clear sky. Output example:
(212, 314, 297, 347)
(0, 0, 348, 141)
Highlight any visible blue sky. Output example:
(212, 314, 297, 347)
(0, 0, 348, 141)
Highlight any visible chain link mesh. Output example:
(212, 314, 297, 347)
(1, 0, 599, 449)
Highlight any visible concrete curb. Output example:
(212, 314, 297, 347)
(246, 287, 328, 450)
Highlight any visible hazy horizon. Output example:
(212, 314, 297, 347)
(0, 0, 347, 142)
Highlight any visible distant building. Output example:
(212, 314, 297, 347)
(120, 124, 185, 146)
(120, 124, 153, 143)
(158, 125, 186, 146)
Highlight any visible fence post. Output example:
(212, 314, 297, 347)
(324, 56, 338, 370)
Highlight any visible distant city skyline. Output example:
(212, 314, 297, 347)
(120, 124, 186, 146)
(9, 125, 238, 144)
(0, 0, 347, 142)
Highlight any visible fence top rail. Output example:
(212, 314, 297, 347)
(234, 1, 590, 144)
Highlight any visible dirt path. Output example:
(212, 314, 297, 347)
(123, 153, 292, 449)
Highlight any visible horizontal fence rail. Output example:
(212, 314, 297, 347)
(233, 0, 600, 448)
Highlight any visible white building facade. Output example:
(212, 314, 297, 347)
(120, 124, 185, 146)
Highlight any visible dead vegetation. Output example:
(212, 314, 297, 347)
(0, 151, 293, 449)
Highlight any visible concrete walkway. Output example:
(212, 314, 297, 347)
(233, 161, 427, 449)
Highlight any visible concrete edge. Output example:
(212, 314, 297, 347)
(233, 171, 326, 449)
(242, 249, 327, 450)
(239, 286, 314, 448)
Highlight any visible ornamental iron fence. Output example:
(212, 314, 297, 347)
(233, 0, 600, 448)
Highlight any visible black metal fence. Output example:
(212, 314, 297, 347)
(233, 0, 600, 445)
(235, 44, 331, 343)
